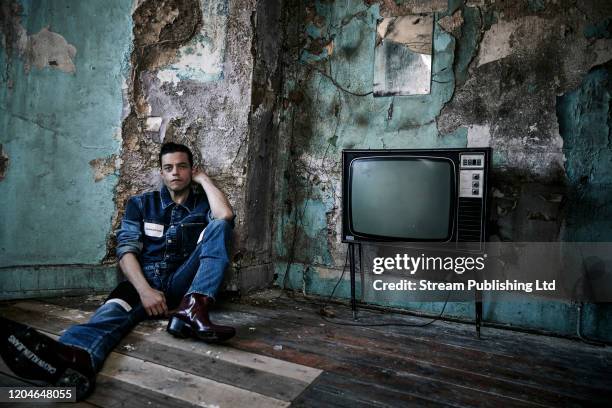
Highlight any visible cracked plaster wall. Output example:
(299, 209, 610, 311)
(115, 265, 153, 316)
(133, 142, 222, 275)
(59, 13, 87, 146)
(274, 0, 612, 340)
(113, 0, 258, 292)
(2, 0, 611, 336)
(0, 0, 269, 296)
(0, 0, 132, 268)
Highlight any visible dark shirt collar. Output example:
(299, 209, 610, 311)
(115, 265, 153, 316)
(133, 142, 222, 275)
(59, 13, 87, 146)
(160, 185, 195, 213)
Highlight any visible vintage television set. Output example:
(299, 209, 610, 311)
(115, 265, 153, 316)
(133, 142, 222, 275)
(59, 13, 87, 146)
(341, 148, 491, 331)
(342, 148, 491, 253)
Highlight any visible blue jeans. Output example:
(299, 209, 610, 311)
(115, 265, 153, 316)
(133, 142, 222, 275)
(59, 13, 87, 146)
(58, 219, 231, 371)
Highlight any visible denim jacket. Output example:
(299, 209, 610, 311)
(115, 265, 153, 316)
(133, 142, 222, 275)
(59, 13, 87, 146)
(116, 186, 214, 268)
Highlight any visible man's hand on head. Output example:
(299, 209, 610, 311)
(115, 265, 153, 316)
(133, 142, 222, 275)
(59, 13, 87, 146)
(191, 166, 235, 221)
(139, 286, 168, 317)
(191, 167, 210, 186)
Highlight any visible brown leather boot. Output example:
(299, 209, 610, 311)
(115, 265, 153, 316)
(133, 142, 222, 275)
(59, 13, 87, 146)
(167, 293, 235, 342)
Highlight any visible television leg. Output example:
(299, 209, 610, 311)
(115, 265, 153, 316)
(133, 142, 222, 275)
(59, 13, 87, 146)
(475, 290, 483, 339)
(349, 243, 357, 320)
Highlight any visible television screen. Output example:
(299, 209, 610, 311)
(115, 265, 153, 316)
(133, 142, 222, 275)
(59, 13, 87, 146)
(349, 157, 453, 240)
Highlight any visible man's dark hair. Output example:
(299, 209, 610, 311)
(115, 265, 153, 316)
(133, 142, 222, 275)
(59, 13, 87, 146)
(159, 142, 194, 167)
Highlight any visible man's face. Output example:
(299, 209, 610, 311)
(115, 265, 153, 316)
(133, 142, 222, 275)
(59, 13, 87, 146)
(160, 152, 192, 193)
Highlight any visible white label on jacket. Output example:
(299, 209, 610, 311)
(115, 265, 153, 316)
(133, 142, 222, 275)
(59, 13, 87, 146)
(144, 222, 164, 238)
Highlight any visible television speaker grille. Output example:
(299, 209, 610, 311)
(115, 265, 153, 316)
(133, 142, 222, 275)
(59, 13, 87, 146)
(457, 197, 483, 248)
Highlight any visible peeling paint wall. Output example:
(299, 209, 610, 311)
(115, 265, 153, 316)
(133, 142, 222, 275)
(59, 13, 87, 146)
(111, 0, 257, 292)
(2, 0, 611, 338)
(0, 0, 260, 297)
(274, 0, 612, 340)
(0, 0, 132, 269)
(275, 0, 460, 298)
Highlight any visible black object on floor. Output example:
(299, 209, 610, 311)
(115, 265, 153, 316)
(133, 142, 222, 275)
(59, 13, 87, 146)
(0, 316, 95, 401)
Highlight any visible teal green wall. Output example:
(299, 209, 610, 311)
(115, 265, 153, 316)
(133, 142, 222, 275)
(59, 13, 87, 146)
(558, 66, 612, 242)
(274, 0, 469, 312)
(0, 0, 132, 295)
(556, 65, 612, 341)
(274, 0, 612, 341)
(0, 0, 610, 341)
(0, 265, 118, 299)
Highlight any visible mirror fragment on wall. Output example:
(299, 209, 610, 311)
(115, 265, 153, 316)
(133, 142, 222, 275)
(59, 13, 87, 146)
(373, 14, 433, 96)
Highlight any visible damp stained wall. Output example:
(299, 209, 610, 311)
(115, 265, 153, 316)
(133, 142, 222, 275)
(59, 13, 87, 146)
(0, 0, 132, 291)
(0, 0, 264, 298)
(115, 0, 258, 292)
(273, 0, 612, 341)
(2, 0, 611, 340)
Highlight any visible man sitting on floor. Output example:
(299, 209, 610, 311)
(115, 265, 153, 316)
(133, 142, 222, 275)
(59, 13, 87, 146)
(0, 142, 236, 400)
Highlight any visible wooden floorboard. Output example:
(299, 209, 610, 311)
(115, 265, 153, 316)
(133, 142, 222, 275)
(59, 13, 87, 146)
(116, 332, 309, 401)
(236, 338, 547, 408)
(88, 376, 204, 408)
(1, 357, 239, 408)
(226, 296, 612, 407)
(7, 301, 321, 384)
(291, 370, 467, 408)
(0, 307, 314, 407)
(1, 293, 611, 408)
(225, 297, 610, 372)
(230, 312, 609, 405)
(99, 352, 289, 408)
(206, 300, 610, 406)
(0, 305, 306, 401)
(223, 297, 612, 383)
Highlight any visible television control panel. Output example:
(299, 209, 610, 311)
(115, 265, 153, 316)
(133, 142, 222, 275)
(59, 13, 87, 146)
(459, 153, 485, 198)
